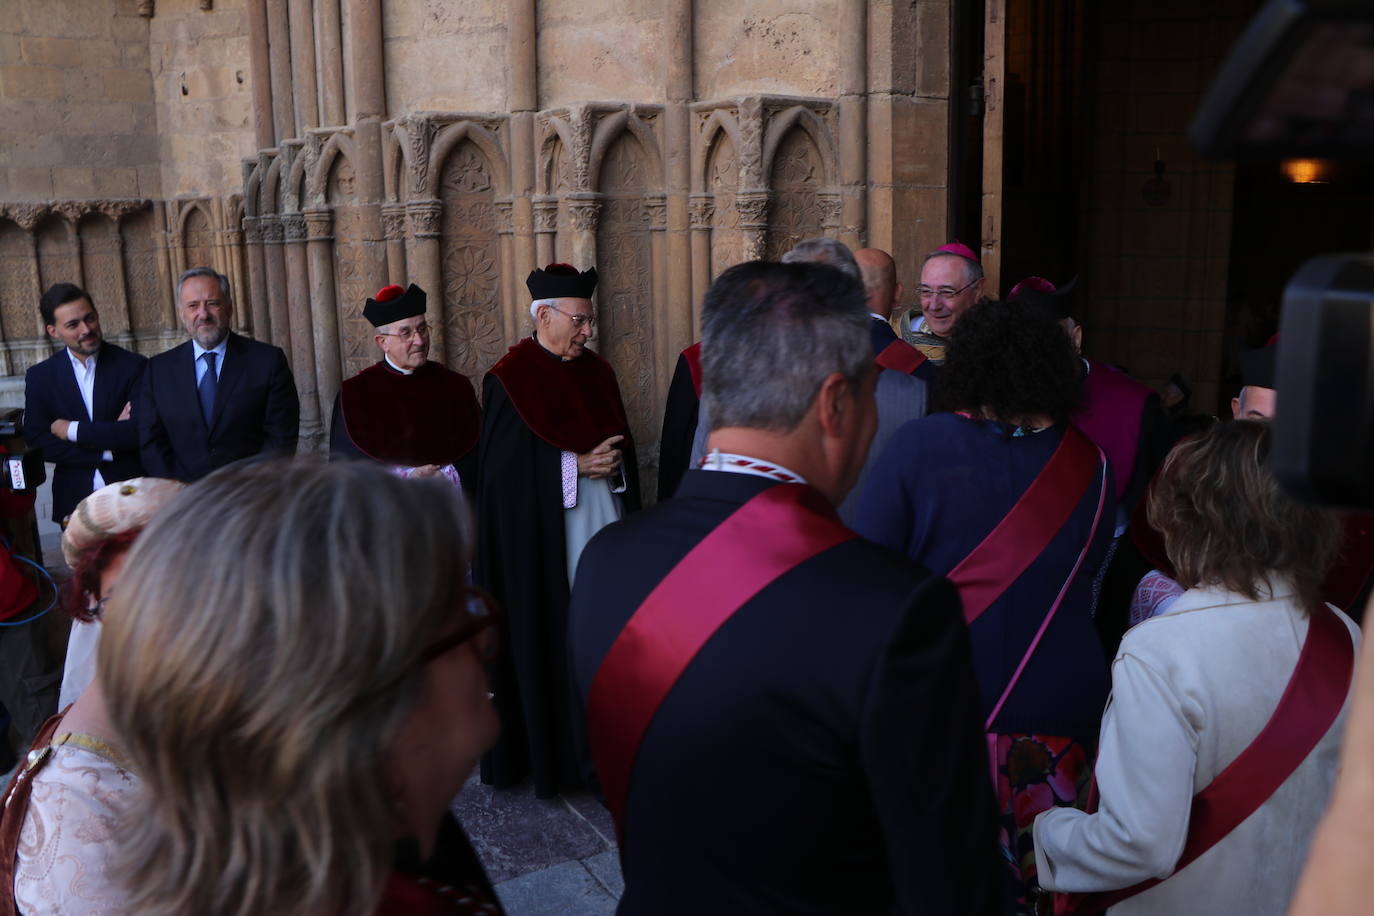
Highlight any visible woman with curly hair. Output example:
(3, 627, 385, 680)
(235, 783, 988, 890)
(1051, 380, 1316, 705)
(1034, 420, 1355, 915)
(855, 298, 1117, 910)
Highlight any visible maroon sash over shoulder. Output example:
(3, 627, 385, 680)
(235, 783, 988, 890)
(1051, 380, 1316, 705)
(1058, 602, 1355, 915)
(682, 342, 702, 398)
(487, 337, 630, 453)
(947, 424, 1101, 625)
(586, 483, 856, 835)
(875, 338, 928, 375)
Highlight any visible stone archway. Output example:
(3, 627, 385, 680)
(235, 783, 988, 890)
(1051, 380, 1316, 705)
(765, 126, 827, 258)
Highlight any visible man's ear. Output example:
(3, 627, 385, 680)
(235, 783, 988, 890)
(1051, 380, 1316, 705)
(44, 325, 58, 342)
(1071, 323, 1083, 354)
(815, 371, 850, 438)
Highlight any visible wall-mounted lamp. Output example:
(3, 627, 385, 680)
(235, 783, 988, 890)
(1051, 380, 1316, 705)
(1281, 159, 1330, 184)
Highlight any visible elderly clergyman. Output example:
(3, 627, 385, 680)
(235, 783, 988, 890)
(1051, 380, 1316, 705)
(329, 282, 480, 494)
(568, 260, 1004, 915)
(476, 262, 640, 799)
(901, 241, 986, 366)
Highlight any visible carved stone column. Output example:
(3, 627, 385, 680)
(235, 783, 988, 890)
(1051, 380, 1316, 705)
(98, 201, 137, 339)
(288, 0, 319, 131)
(55, 203, 87, 290)
(646, 193, 670, 378)
(819, 191, 842, 235)
(837, 0, 868, 249)
(533, 195, 558, 268)
(260, 215, 293, 358)
(243, 216, 272, 341)
(664, 0, 695, 384)
(7, 205, 45, 364)
(245, 0, 274, 148)
(688, 194, 713, 336)
(380, 203, 408, 283)
(304, 208, 343, 422)
(282, 212, 321, 449)
(222, 224, 248, 336)
(152, 202, 177, 328)
(405, 199, 446, 364)
(495, 198, 517, 341)
(735, 190, 769, 261)
(265, 0, 296, 142)
(566, 193, 601, 277)
(316, 0, 345, 126)
(508, 0, 538, 349)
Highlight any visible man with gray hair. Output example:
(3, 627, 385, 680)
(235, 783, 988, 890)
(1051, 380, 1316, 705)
(703, 236, 928, 521)
(137, 266, 298, 481)
(569, 260, 1003, 915)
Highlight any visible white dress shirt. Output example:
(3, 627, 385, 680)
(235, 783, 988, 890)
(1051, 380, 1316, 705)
(192, 338, 228, 384)
(63, 349, 112, 490)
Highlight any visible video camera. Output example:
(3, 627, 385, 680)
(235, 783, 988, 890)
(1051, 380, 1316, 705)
(1191, 0, 1374, 509)
(0, 410, 44, 494)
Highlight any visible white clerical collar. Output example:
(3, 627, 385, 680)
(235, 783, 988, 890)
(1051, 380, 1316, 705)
(699, 450, 808, 484)
(384, 354, 414, 375)
(870, 312, 889, 323)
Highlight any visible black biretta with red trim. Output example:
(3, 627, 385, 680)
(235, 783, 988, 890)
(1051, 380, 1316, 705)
(527, 264, 598, 300)
(363, 283, 427, 328)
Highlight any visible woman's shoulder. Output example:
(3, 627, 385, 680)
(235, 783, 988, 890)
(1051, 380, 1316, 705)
(14, 739, 136, 911)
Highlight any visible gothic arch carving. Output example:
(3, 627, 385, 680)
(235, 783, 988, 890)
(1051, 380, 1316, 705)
(283, 146, 310, 213)
(260, 157, 284, 217)
(693, 109, 742, 193)
(244, 164, 263, 218)
(588, 109, 663, 193)
(430, 121, 510, 198)
(595, 130, 659, 496)
(437, 140, 505, 388)
(175, 199, 215, 237)
(761, 105, 838, 188)
(308, 131, 358, 205)
(383, 124, 405, 202)
(537, 116, 577, 195)
(706, 130, 744, 276)
(765, 122, 827, 259)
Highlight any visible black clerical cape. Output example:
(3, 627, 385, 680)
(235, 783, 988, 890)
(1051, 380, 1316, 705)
(329, 360, 481, 497)
(476, 337, 640, 798)
(655, 343, 700, 501)
(568, 470, 1006, 915)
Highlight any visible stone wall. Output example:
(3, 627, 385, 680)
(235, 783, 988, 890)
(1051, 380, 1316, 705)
(0, 0, 160, 200)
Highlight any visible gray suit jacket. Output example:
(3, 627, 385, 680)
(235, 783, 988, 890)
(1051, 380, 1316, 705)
(688, 368, 929, 525)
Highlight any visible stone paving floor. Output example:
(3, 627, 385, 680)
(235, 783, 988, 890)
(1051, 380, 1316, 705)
(451, 771, 623, 915)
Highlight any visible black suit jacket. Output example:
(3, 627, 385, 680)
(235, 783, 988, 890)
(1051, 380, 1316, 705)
(137, 333, 299, 482)
(24, 343, 147, 523)
(568, 470, 1008, 916)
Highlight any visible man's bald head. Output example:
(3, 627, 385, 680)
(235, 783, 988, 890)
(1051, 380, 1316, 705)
(854, 248, 901, 319)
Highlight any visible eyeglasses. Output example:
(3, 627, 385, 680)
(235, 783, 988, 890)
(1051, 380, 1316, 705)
(546, 305, 596, 329)
(916, 278, 980, 302)
(377, 323, 430, 343)
(419, 588, 502, 666)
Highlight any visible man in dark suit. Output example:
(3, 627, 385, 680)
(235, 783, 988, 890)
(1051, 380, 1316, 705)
(138, 267, 299, 481)
(24, 282, 146, 525)
(569, 261, 1006, 915)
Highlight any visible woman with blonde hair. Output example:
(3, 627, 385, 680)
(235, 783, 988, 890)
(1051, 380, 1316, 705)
(98, 459, 502, 916)
(1033, 420, 1358, 915)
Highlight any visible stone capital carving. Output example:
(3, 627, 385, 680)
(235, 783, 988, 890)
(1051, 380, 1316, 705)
(281, 213, 307, 242)
(4, 204, 48, 231)
(532, 196, 559, 233)
(494, 199, 515, 235)
(818, 191, 842, 229)
(137, 0, 153, 16)
(566, 194, 601, 232)
(96, 198, 149, 222)
(644, 195, 667, 232)
(688, 194, 715, 230)
(407, 199, 443, 239)
(380, 204, 408, 241)
(403, 116, 438, 197)
(53, 201, 87, 225)
(167, 231, 184, 249)
(223, 229, 243, 246)
(260, 217, 284, 243)
(735, 189, 770, 228)
(303, 208, 334, 241)
(242, 216, 263, 243)
(199, 0, 212, 9)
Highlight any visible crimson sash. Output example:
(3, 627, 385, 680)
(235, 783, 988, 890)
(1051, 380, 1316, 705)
(585, 483, 856, 836)
(947, 424, 1101, 625)
(1057, 602, 1354, 914)
(875, 338, 928, 375)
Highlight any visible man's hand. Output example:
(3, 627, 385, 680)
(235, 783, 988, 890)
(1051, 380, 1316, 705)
(50, 419, 72, 441)
(410, 464, 441, 478)
(577, 435, 624, 479)
(118, 401, 132, 421)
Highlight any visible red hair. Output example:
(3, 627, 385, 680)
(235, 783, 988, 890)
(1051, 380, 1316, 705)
(63, 530, 140, 622)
